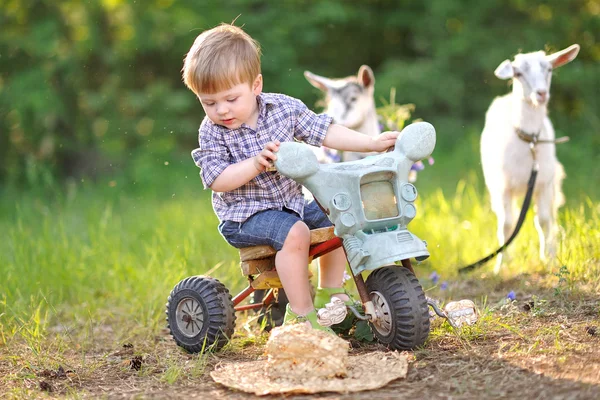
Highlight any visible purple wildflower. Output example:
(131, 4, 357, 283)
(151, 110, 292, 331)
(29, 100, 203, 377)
(411, 160, 425, 171)
(429, 271, 440, 284)
(323, 148, 341, 163)
(507, 291, 516, 301)
(440, 281, 448, 290)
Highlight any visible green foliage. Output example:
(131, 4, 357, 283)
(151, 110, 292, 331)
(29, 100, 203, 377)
(1, 0, 598, 199)
(553, 264, 571, 298)
(376, 88, 415, 131)
(1, 1, 598, 357)
(353, 320, 375, 342)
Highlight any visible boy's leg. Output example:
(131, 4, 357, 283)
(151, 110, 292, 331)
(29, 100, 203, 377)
(219, 210, 317, 322)
(274, 221, 314, 316)
(313, 250, 350, 325)
(219, 206, 342, 329)
(302, 200, 352, 324)
(303, 199, 350, 301)
(317, 249, 351, 303)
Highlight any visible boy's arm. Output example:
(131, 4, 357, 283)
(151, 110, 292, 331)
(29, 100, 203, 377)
(210, 141, 280, 192)
(194, 118, 279, 193)
(210, 158, 261, 192)
(322, 124, 399, 153)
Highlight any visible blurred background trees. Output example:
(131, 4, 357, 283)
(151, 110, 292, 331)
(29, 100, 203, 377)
(1, 0, 598, 195)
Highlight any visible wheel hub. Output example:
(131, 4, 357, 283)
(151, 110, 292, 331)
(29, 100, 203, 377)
(370, 291, 392, 336)
(176, 297, 205, 338)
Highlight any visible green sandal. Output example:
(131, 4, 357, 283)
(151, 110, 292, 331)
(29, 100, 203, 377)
(283, 304, 335, 334)
(313, 287, 363, 326)
(314, 288, 363, 333)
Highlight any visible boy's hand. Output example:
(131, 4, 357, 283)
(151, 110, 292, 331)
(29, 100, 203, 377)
(371, 131, 400, 152)
(253, 140, 281, 172)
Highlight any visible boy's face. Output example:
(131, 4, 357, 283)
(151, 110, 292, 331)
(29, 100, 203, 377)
(198, 75, 263, 130)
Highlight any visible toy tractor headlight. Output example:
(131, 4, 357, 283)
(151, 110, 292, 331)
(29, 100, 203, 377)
(360, 172, 399, 221)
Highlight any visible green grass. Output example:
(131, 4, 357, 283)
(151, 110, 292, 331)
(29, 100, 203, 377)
(0, 178, 242, 347)
(0, 156, 598, 351)
(411, 178, 600, 284)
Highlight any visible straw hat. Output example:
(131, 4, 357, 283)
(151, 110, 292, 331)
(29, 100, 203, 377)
(210, 324, 408, 395)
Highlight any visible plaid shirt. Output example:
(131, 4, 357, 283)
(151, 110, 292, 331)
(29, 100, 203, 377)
(191, 92, 333, 223)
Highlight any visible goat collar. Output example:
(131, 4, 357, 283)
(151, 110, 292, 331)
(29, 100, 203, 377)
(515, 127, 570, 145)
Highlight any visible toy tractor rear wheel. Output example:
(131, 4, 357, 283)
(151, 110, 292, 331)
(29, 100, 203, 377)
(166, 276, 236, 353)
(365, 265, 430, 350)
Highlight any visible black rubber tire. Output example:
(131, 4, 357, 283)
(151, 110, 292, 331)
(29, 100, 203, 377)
(253, 289, 288, 332)
(166, 276, 236, 353)
(365, 266, 430, 350)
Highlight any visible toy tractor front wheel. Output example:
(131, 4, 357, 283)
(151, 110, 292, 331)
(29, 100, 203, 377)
(166, 276, 236, 353)
(365, 265, 430, 350)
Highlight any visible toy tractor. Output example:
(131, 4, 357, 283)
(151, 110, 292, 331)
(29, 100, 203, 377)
(166, 121, 437, 353)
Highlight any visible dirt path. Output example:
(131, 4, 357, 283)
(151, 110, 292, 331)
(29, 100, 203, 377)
(2, 281, 599, 399)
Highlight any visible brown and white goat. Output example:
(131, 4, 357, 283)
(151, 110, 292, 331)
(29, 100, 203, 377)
(480, 44, 579, 273)
(304, 65, 381, 162)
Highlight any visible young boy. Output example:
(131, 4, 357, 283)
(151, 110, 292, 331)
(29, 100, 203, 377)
(183, 23, 399, 332)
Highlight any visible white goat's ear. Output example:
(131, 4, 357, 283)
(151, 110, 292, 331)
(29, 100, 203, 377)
(547, 44, 580, 69)
(304, 70, 332, 92)
(358, 65, 375, 88)
(494, 60, 514, 80)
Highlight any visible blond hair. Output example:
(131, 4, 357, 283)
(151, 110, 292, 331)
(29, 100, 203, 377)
(182, 24, 261, 95)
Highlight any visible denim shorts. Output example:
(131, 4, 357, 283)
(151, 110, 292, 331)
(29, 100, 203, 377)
(218, 200, 332, 251)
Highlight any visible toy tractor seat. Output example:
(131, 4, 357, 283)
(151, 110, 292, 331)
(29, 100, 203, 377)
(238, 226, 339, 290)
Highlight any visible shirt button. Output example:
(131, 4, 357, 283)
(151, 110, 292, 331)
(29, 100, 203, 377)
(276, 175, 281, 180)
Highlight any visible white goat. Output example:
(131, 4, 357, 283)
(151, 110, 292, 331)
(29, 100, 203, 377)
(304, 65, 380, 162)
(480, 44, 579, 273)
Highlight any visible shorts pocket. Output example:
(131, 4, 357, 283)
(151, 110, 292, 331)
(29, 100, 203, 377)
(219, 221, 257, 249)
(219, 221, 240, 237)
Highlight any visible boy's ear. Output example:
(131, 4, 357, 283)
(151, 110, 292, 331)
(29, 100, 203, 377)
(253, 74, 263, 95)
